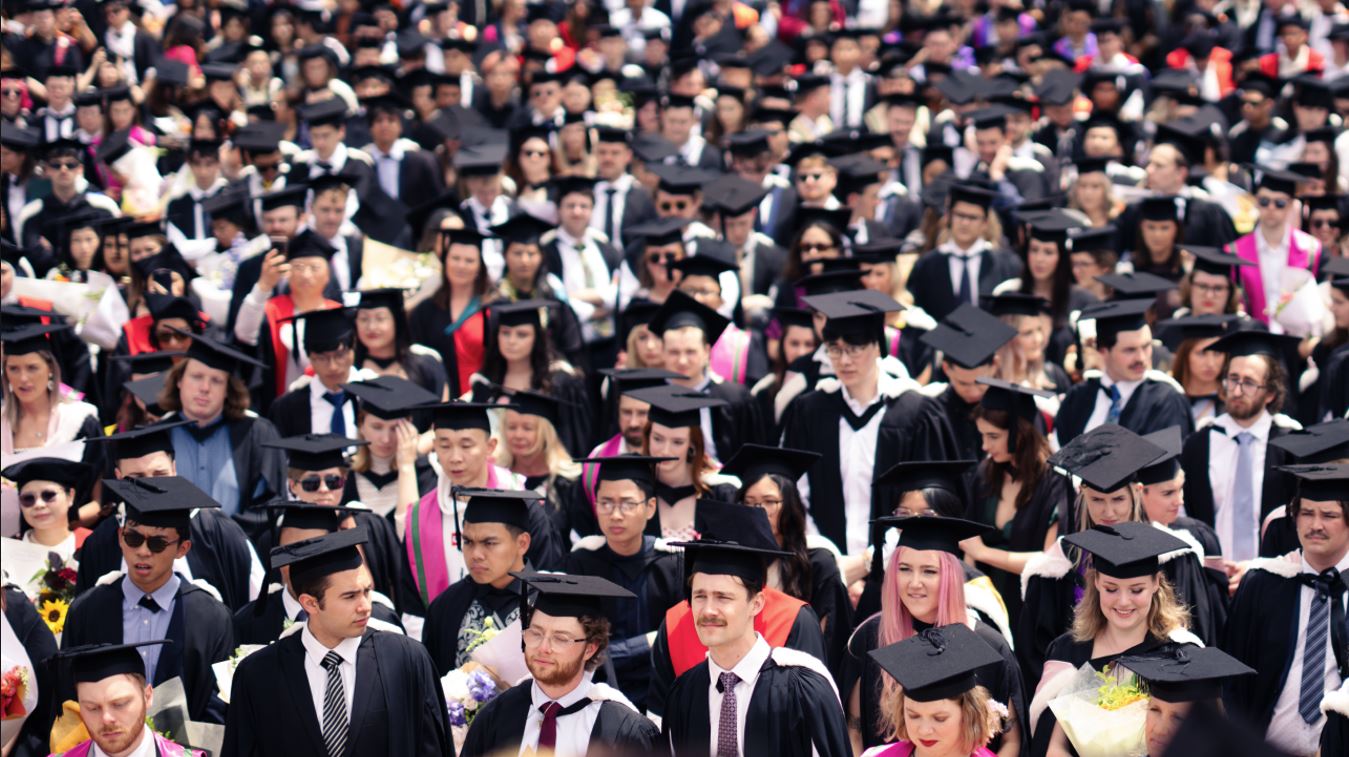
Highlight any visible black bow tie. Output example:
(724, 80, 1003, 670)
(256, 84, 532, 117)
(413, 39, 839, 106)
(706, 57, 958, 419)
(1300, 568, 1346, 598)
(656, 484, 696, 504)
(138, 595, 162, 613)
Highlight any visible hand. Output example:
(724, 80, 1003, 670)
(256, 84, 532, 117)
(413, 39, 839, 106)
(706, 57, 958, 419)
(1225, 559, 1249, 597)
(960, 536, 988, 562)
(395, 419, 420, 468)
(989, 143, 1013, 181)
(257, 247, 289, 294)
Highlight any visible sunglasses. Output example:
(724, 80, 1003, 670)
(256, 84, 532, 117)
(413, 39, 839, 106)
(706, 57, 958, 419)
(1257, 196, 1290, 209)
(801, 242, 835, 253)
(18, 489, 62, 508)
(123, 529, 180, 553)
(658, 201, 690, 212)
(646, 252, 679, 264)
(798, 172, 826, 182)
(47, 160, 80, 171)
(1312, 218, 1341, 229)
(1, 89, 20, 97)
(297, 473, 346, 492)
(254, 161, 281, 173)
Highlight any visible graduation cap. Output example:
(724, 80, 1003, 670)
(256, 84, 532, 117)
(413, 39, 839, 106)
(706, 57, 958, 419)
(1067, 225, 1118, 254)
(95, 129, 134, 166)
(201, 190, 252, 226)
(86, 420, 192, 462)
(867, 623, 1005, 702)
(1063, 521, 1187, 578)
(60, 641, 171, 684)
(1078, 298, 1152, 345)
(646, 289, 731, 344)
(0, 127, 40, 151)
(1137, 426, 1184, 486)
(460, 488, 542, 531)
(103, 475, 221, 530)
(176, 329, 265, 374)
(494, 387, 563, 426)
(673, 502, 789, 586)
(976, 377, 1052, 449)
(0, 456, 89, 491)
(270, 527, 368, 593)
(617, 299, 661, 345)
(668, 253, 737, 283)
(144, 294, 200, 327)
(298, 98, 348, 129)
(1139, 195, 1182, 223)
(947, 182, 997, 210)
(982, 292, 1052, 318)
(1095, 271, 1179, 301)
(790, 206, 852, 238)
(625, 385, 729, 429)
(650, 164, 714, 197)
(1121, 645, 1255, 703)
(259, 185, 309, 213)
(1279, 462, 1349, 500)
(1153, 313, 1238, 351)
(232, 122, 285, 154)
(573, 453, 674, 494)
(439, 225, 488, 251)
(343, 375, 439, 421)
(1184, 245, 1253, 278)
(427, 401, 504, 432)
(597, 368, 682, 400)
(869, 515, 993, 558)
(851, 238, 908, 265)
(455, 145, 507, 177)
(1255, 165, 1303, 196)
(727, 130, 772, 158)
(922, 304, 1016, 369)
(719, 443, 820, 485)
(513, 570, 635, 621)
(804, 289, 903, 346)
(1073, 156, 1113, 176)
(872, 460, 978, 497)
(1268, 419, 1349, 463)
(0, 322, 72, 356)
(280, 307, 355, 354)
(263, 433, 366, 471)
(122, 373, 168, 414)
(1049, 423, 1166, 493)
(1202, 327, 1303, 381)
(265, 501, 365, 533)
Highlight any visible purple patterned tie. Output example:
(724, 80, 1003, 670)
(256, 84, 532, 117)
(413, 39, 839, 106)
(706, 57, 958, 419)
(717, 671, 740, 757)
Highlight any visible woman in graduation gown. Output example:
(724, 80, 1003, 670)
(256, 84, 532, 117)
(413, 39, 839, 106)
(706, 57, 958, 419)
(1, 324, 105, 484)
(862, 624, 1010, 757)
(491, 388, 591, 542)
(846, 517, 1027, 755)
(460, 299, 591, 457)
(1156, 313, 1234, 425)
(352, 288, 451, 406)
(986, 294, 1073, 394)
(749, 306, 820, 439)
(342, 376, 441, 526)
(409, 225, 495, 399)
(488, 210, 587, 368)
(2, 458, 92, 570)
(3, 582, 58, 757)
(993, 218, 1099, 368)
(1032, 523, 1199, 757)
(722, 444, 853, 683)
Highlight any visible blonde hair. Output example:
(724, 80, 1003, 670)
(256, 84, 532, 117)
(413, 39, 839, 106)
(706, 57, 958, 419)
(879, 684, 1002, 750)
(994, 313, 1055, 390)
(494, 414, 582, 479)
(2, 350, 67, 429)
(1070, 568, 1191, 642)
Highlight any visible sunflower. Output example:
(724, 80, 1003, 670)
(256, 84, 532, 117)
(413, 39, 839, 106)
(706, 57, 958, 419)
(38, 598, 69, 634)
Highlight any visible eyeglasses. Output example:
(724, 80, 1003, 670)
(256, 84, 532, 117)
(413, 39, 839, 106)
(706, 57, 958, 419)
(522, 149, 549, 158)
(1257, 196, 1290, 209)
(595, 498, 647, 515)
(1222, 376, 1266, 394)
(952, 210, 986, 223)
(155, 329, 192, 343)
(825, 343, 871, 360)
(47, 160, 80, 171)
(659, 201, 690, 212)
(522, 628, 588, 649)
(1, 89, 20, 97)
(297, 473, 346, 492)
(18, 489, 61, 508)
(744, 498, 783, 510)
(1311, 218, 1341, 229)
(1191, 282, 1230, 295)
(122, 529, 180, 553)
(800, 242, 835, 253)
(309, 345, 352, 366)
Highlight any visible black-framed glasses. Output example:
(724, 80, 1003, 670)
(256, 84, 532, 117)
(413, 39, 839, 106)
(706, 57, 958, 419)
(123, 529, 180, 553)
(298, 473, 346, 492)
(47, 160, 80, 171)
(18, 489, 61, 508)
(1222, 376, 1266, 394)
(595, 498, 647, 515)
(1257, 196, 1290, 209)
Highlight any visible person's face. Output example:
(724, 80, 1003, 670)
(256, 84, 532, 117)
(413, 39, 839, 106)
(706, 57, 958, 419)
(251, 150, 285, 186)
(496, 322, 536, 364)
(177, 359, 228, 421)
(370, 111, 401, 147)
(859, 261, 894, 294)
(529, 82, 561, 115)
(303, 565, 373, 641)
(945, 361, 995, 405)
(1141, 471, 1185, 526)
(1095, 571, 1158, 632)
(1145, 150, 1184, 194)
(103, 1, 131, 27)
(290, 465, 347, 506)
(4, 353, 52, 404)
(358, 414, 404, 459)
(44, 74, 72, 103)
(902, 696, 966, 754)
(1026, 238, 1059, 283)
(974, 126, 1004, 165)
(502, 409, 541, 460)
(119, 521, 189, 590)
(1188, 270, 1231, 315)
(721, 209, 755, 247)
(518, 137, 551, 177)
(68, 227, 101, 270)
(1330, 286, 1349, 330)
(288, 255, 331, 296)
(46, 153, 82, 192)
(151, 318, 192, 353)
(486, 61, 519, 94)
(504, 242, 543, 288)
(895, 546, 943, 623)
(689, 572, 764, 649)
(1255, 188, 1294, 227)
(77, 675, 151, 757)
(742, 476, 785, 540)
(445, 243, 482, 288)
(1281, 25, 1308, 51)
(631, 324, 666, 366)
(1144, 696, 1191, 757)
(948, 201, 988, 248)
(524, 610, 595, 686)
(19, 480, 73, 533)
(1082, 126, 1121, 158)
(1241, 89, 1273, 124)
(1185, 336, 1223, 385)
(311, 192, 346, 238)
(679, 274, 722, 310)
(307, 123, 343, 158)
(1297, 498, 1349, 565)
(1309, 208, 1342, 248)
(647, 422, 691, 475)
(301, 58, 332, 88)
(924, 30, 956, 63)
(434, 428, 495, 483)
(596, 478, 656, 544)
(655, 190, 698, 219)
(309, 342, 353, 390)
(462, 521, 527, 584)
(1074, 173, 1109, 211)
(595, 141, 630, 180)
(1141, 220, 1178, 256)
(831, 38, 862, 71)
(896, 489, 938, 517)
(782, 324, 819, 366)
(1102, 326, 1152, 382)
(975, 416, 1011, 463)
(107, 99, 135, 130)
(562, 81, 592, 114)
(798, 226, 839, 268)
(826, 338, 879, 388)
(559, 194, 593, 233)
(115, 451, 175, 479)
(663, 326, 709, 381)
(795, 164, 837, 202)
(189, 155, 221, 188)
(1085, 485, 1134, 526)
(1222, 354, 1273, 421)
(465, 174, 501, 205)
(355, 306, 396, 353)
(616, 396, 651, 449)
(1294, 102, 1329, 131)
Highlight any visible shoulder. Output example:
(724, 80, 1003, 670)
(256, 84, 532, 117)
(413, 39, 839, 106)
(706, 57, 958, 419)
(1020, 539, 1069, 595)
(768, 646, 839, 696)
(1142, 369, 1185, 394)
(1243, 550, 1303, 580)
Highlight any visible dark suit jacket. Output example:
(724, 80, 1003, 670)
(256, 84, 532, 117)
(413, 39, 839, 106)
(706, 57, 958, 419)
(749, 239, 788, 296)
(165, 191, 218, 239)
(394, 147, 446, 201)
(599, 178, 657, 253)
(908, 245, 1024, 322)
(756, 181, 800, 242)
(1180, 421, 1296, 528)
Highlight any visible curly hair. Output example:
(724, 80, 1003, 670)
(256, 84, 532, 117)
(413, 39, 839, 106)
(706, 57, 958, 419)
(580, 614, 611, 672)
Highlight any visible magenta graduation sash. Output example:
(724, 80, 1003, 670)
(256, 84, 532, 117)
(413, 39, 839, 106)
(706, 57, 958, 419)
(1230, 230, 1322, 324)
(55, 733, 200, 757)
(404, 465, 503, 606)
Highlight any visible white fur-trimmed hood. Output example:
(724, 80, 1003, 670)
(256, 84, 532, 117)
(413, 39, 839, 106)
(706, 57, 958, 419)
(1245, 550, 1303, 579)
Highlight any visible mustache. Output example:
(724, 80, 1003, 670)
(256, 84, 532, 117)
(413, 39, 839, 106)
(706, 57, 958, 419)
(696, 616, 725, 626)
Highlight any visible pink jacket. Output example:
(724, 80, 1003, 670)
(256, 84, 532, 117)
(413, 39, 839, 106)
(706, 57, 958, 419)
(53, 732, 202, 757)
(1230, 228, 1322, 325)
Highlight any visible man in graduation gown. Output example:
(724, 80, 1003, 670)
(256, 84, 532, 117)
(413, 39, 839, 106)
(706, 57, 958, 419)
(647, 507, 829, 724)
(221, 529, 453, 757)
(233, 504, 404, 644)
(266, 308, 362, 438)
(14, 137, 119, 260)
(460, 572, 661, 755)
(76, 421, 263, 613)
(1053, 298, 1195, 448)
(661, 514, 850, 756)
(61, 477, 235, 724)
(919, 303, 1017, 462)
(1222, 464, 1349, 757)
(225, 185, 308, 335)
(421, 488, 544, 676)
(904, 183, 1023, 323)
(565, 454, 685, 709)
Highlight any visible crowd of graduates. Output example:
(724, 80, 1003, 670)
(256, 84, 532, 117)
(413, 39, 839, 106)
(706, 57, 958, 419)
(2, 0, 1349, 755)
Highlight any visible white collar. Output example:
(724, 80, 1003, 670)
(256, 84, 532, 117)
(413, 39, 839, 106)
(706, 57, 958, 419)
(308, 367, 358, 399)
(281, 585, 304, 620)
(529, 671, 595, 709)
(370, 141, 405, 161)
(1256, 224, 1291, 253)
(1214, 410, 1273, 441)
(557, 227, 589, 248)
(939, 238, 991, 257)
(109, 20, 137, 37)
(1301, 548, 1349, 577)
(708, 633, 771, 683)
(300, 622, 363, 665)
(1099, 373, 1142, 392)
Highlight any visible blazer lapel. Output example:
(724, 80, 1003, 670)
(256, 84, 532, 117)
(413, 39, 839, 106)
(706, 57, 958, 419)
(278, 635, 327, 749)
(345, 631, 381, 753)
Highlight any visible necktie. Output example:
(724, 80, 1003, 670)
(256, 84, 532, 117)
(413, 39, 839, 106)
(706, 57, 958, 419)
(1298, 569, 1344, 724)
(323, 392, 347, 435)
(953, 254, 973, 305)
(716, 671, 740, 757)
(537, 701, 562, 750)
(315, 161, 332, 174)
(1231, 431, 1257, 561)
(1104, 384, 1122, 425)
(320, 651, 348, 757)
(138, 595, 162, 612)
(604, 187, 619, 242)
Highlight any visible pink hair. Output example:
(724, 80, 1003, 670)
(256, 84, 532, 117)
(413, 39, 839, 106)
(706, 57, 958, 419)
(879, 546, 969, 646)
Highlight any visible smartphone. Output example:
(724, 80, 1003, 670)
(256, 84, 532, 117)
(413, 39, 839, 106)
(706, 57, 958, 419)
(151, 268, 175, 290)
(270, 238, 288, 257)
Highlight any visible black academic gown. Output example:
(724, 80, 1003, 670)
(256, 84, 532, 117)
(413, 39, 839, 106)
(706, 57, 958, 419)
(231, 585, 404, 644)
(663, 647, 851, 757)
(74, 508, 256, 612)
(706, 377, 768, 456)
(844, 614, 1028, 751)
(564, 537, 684, 709)
(163, 412, 288, 544)
(1117, 196, 1237, 253)
(966, 465, 1070, 624)
(3, 586, 58, 757)
(460, 680, 660, 756)
(803, 546, 854, 689)
(220, 628, 453, 757)
(266, 383, 356, 438)
(907, 246, 1024, 323)
(939, 383, 983, 462)
(421, 573, 526, 677)
(1052, 377, 1195, 447)
(1180, 421, 1297, 529)
(61, 574, 233, 723)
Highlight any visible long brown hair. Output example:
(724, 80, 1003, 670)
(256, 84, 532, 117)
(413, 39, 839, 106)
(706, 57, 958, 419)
(155, 359, 252, 421)
(430, 238, 493, 310)
(641, 422, 715, 496)
(970, 406, 1049, 510)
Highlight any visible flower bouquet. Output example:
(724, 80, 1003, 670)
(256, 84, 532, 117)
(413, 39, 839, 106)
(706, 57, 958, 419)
(31, 551, 78, 639)
(1, 616, 38, 747)
(1047, 663, 1148, 757)
(1, 667, 29, 721)
(211, 645, 267, 705)
(442, 664, 500, 753)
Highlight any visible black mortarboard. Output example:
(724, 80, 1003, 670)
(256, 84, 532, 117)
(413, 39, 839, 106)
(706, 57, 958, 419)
(598, 369, 682, 399)
(263, 433, 365, 471)
(649, 164, 713, 196)
(270, 527, 368, 591)
(200, 62, 238, 82)
(1073, 156, 1112, 176)
(867, 623, 1005, 702)
(1203, 328, 1301, 361)
(790, 206, 852, 237)
(1121, 645, 1255, 703)
(668, 254, 737, 282)
(594, 126, 631, 145)
(343, 376, 439, 421)
(1159, 698, 1289, 757)
(727, 130, 771, 157)
(232, 122, 285, 154)
(1256, 165, 1303, 195)
(110, 351, 179, 377)
(626, 217, 689, 248)
(947, 182, 997, 210)
(1078, 298, 1152, 344)
(976, 377, 1052, 448)
(674, 502, 789, 586)
(201, 190, 251, 226)
(455, 145, 506, 177)
(1063, 521, 1187, 578)
(1068, 225, 1117, 254)
(285, 228, 337, 261)
(267, 502, 364, 533)
(514, 570, 635, 620)
(461, 488, 541, 530)
(1049, 423, 1166, 492)
(145, 293, 200, 326)
(123, 374, 168, 413)
(259, 185, 309, 212)
(982, 292, 1052, 318)
(307, 172, 356, 199)
(1154, 313, 1237, 351)
(1185, 245, 1254, 278)
(62, 641, 171, 684)
(1268, 419, 1349, 463)
(1139, 195, 1182, 222)
(490, 299, 553, 331)
(103, 475, 221, 529)
(646, 289, 731, 344)
(0, 457, 89, 490)
(490, 213, 554, 248)
(618, 299, 662, 344)
(1137, 426, 1184, 486)
(498, 387, 562, 426)
(280, 307, 354, 353)
(0, 323, 72, 355)
(75, 89, 104, 109)
(793, 270, 863, 298)
(631, 133, 679, 163)
(428, 401, 502, 431)
(573, 454, 673, 491)
(719, 443, 820, 485)
(440, 226, 487, 249)
(0, 127, 40, 151)
(804, 289, 903, 345)
(1280, 462, 1349, 500)
(86, 420, 191, 461)
(95, 129, 134, 165)
(870, 515, 993, 556)
(872, 460, 977, 497)
(922, 304, 1016, 369)
(297, 97, 348, 128)
(176, 329, 265, 374)
(1095, 271, 1179, 300)
(625, 385, 728, 428)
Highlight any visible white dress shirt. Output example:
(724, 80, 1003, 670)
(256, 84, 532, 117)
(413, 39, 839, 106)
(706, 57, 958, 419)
(690, 374, 720, 462)
(937, 239, 991, 306)
(829, 69, 870, 129)
(591, 174, 632, 248)
(91, 725, 158, 757)
(520, 673, 602, 757)
(1083, 373, 1143, 435)
(1266, 550, 1349, 756)
(1255, 225, 1292, 324)
(462, 196, 510, 279)
(281, 586, 305, 621)
(707, 634, 773, 757)
(1208, 411, 1272, 560)
(836, 378, 886, 555)
(678, 135, 709, 167)
(556, 227, 617, 342)
(308, 367, 361, 435)
(300, 622, 361, 728)
(326, 233, 353, 293)
(367, 142, 405, 200)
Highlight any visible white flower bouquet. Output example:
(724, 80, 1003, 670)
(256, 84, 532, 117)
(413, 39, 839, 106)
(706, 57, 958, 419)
(1047, 662, 1148, 757)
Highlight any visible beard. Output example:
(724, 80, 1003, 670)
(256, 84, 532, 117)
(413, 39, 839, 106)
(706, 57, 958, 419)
(1226, 395, 1265, 421)
(528, 651, 587, 687)
(92, 703, 147, 755)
